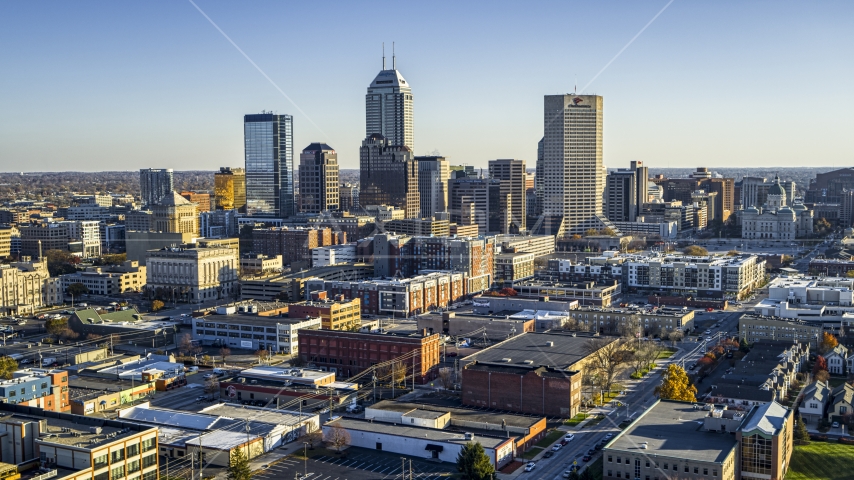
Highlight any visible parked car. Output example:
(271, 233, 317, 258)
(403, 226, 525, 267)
(524, 462, 536, 472)
(582, 455, 592, 462)
(564, 433, 575, 441)
(446, 352, 458, 357)
(542, 451, 554, 459)
(552, 443, 562, 451)
(604, 433, 613, 440)
(203, 373, 214, 380)
(833, 421, 840, 428)
(587, 449, 595, 455)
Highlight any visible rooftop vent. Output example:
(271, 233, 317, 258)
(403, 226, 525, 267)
(523, 360, 534, 365)
(546, 341, 555, 347)
(500, 358, 512, 363)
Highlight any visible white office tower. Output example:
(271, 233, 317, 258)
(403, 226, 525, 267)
(366, 52, 414, 151)
(537, 94, 612, 236)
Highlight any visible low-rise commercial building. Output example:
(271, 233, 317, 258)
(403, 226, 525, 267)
(69, 377, 156, 415)
(289, 294, 361, 330)
(191, 312, 320, 353)
(493, 252, 535, 286)
(460, 332, 617, 417)
(311, 244, 357, 267)
(0, 368, 69, 412)
(240, 263, 374, 302)
(68, 308, 179, 348)
(416, 311, 535, 340)
(604, 399, 793, 480)
(564, 306, 694, 336)
(512, 279, 620, 307)
(323, 417, 515, 468)
(306, 271, 467, 317)
(240, 253, 282, 276)
(59, 260, 146, 295)
(298, 329, 441, 382)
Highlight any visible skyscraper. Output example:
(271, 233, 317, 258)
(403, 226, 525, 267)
(359, 134, 419, 218)
(214, 167, 246, 212)
(366, 52, 414, 151)
(488, 159, 527, 233)
(139, 168, 174, 206)
(416, 156, 449, 218)
(533, 137, 544, 217)
(244, 113, 294, 217)
(605, 160, 648, 222)
(298, 143, 339, 213)
(540, 94, 606, 236)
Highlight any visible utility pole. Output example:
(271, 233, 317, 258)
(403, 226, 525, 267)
(409, 459, 413, 480)
(199, 431, 204, 480)
(401, 458, 406, 479)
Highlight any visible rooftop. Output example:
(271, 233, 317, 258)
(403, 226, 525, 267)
(607, 400, 738, 464)
(740, 401, 790, 435)
(461, 332, 608, 369)
(70, 308, 179, 331)
(369, 400, 543, 429)
(327, 417, 512, 450)
(238, 366, 335, 384)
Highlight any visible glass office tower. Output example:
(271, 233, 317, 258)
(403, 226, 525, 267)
(244, 113, 294, 217)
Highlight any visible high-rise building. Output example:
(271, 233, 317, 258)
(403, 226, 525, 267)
(605, 161, 648, 222)
(298, 143, 339, 213)
(139, 168, 174, 206)
(740, 176, 796, 209)
(650, 167, 735, 222)
(214, 167, 247, 212)
(151, 192, 199, 235)
(339, 184, 360, 212)
(540, 94, 606, 236)
(366, 53, 414, 151)
(416, 156, 450, 218)
(534, 137, 544, 217)
(358, 134, 420, 218)
(244, 113, 294, 217)
(179, 191, 211, 212)
(449, 177, 506, 234)
(488, 159, 526, 233)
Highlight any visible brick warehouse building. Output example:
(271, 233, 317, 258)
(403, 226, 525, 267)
(252, 226, 346, 266)
(460, 332, 618, 417)
(298, 329, 441, 382)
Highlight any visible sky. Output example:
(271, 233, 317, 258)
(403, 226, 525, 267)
(0, 1, 852, 172)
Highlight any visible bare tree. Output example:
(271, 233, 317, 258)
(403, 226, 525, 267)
(178, 334, 194, 356)
(204, 378, 219, 395)
(585, 338, 628, 393)
(324, 426, 350, 453)
(306, 428, 322, 449)
(439, 367, 454, 390)
(219, 347, 231, 365)
(254, 349, 268, 365)
(377, 361, 407, 387)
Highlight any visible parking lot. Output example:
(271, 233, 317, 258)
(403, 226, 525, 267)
(255, 448, 456, 480)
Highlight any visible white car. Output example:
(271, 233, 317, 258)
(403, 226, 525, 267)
(524, 462, 536, 472)
(564, 433, 575, 441)
(552, 443, 562, 451)
(604, 433, 614, 440)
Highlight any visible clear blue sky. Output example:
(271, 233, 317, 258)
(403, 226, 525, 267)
(1, 1, 852, 172)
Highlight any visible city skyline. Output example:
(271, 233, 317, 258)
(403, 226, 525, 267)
(1, 2, 853, 172)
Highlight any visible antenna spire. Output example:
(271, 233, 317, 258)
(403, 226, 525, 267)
(393, 41, 396, 70)
(382, 42, 386, 70)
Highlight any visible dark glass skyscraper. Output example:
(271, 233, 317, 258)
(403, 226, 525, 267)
(139, 168, 174, 206)
(244, 113, 294, 217)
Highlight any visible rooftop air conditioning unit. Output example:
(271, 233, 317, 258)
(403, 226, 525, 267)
(500, 358, 512, 363)
(89, 427, 102, 434)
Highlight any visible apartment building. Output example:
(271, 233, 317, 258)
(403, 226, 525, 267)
(625, 253, 766, 299)
(59, 261, 146, 295)
(493, 252, 535, 286)
(252, 226, 346, 266)
(289, 293, 361, 330)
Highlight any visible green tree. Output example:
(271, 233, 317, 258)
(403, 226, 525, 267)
(456, 442, 496, 480)
(579, 468, 593, 480)
(66, 282, 89, 297)
(46, 318, 69, 336)
(0, 357, 18, 380)
(794, 414, 811, 445)
(568, 470, 580, 480)
(599, 227, 616, 236)
(151, 300, 165, 312)
(226, 447, 252, 480)
(99, 253, 127, 266)
(584, 228, 598, 237)
(739, 337, 750, 353)
(654, 364, 697, 402)
(682, 245, 708, 256)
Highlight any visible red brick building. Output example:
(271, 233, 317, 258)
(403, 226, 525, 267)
(298, 329, 441, 382)
(252, 227, 346, 266)
(462, 363, 581, 417)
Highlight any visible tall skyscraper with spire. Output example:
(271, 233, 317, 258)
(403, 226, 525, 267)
(365, 45, 414, 151)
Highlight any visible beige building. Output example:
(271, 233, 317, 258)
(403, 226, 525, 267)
(59, 260, 146, 295)
(495, 234, 556, 258)
(151, 192, 199, 234)
(416, 156, 450, 218)
(0, 227, 11, 257)
(738, 314, 823, 347)
(494, 252, 535, 286)
(0, 257, 59, 315)
(385, 217, 450, 236)
(146, 244, 238, 302)
(240, 253, 283, 276)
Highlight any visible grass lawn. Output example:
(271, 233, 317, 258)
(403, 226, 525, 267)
(519, 447, 543, 460)
(787, 442, 854, 480)
(534, 430, 565, 449)
(565, 412, 590, 426)
(657, 348, 676, 359)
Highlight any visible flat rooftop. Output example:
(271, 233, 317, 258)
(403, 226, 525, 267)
(369, 400, 542, 429)
(327, 417, 511, 449)
(193, 314, 307, 326)
(0, 414, 151, 448)
(198, 403, 312, 426)
(607, 400, 738, 464)
(461, 332, 607, 369)
(239, 366, 334, 383)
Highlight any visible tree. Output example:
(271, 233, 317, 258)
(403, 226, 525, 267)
(324, 425, 350, 453)
(0, 357, 18, 380)
(584, 228, 599, 237)
(46, 318, 69, 336)
(599, 227, 616, 236)
(306, 428, 322, 449)
(226, 447, 251, 480)
(568, 471, 581, 480)
(579, 468, 593, 480)
(727, 249, 740, 256)
(682, 245, 708, 256)
(739, 337, 750, 353)
(497, 287, 518, 297)
(201, 354, 212, 365)
(456, 442, 496, 480)
(151, 300, 165, 312)
(794, 414, 811, 445)
(585, 338, 628, 393)
(819, 332, 839, 355)
(67, 283, 89, 297)
(815, 218, 832, 235)
(655, 364, 697, 402)
(99, 253, 127, 266)
(254, 349, 269, 365)
(219, 347, 231, 364)
(439, 367, 454, 390)
(847, 270, 854, 278)
(203, 378, 219, 395)
(813, 355, 828, 376)
(377, 361, 407, 387)
(45, 249, 79, 276)
(816, 370, 830, 382)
